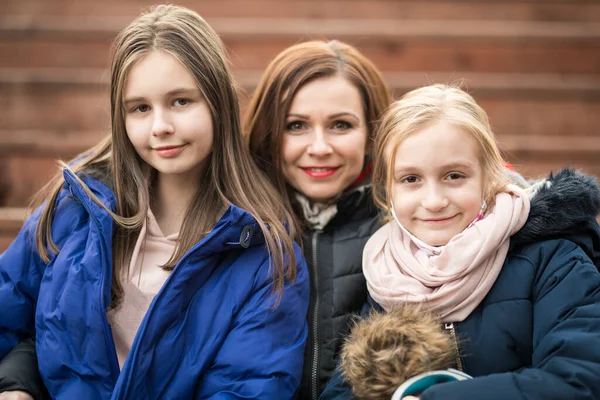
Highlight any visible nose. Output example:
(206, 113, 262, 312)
(421, 183, 449, 212)
(151, 109, 175, 137)
(306, 128, 333, 156)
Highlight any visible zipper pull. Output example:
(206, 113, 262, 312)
(444, 322, 464, 372)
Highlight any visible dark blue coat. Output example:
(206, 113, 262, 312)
(321, 169, 600, 400)
(0, 169, 310, 399)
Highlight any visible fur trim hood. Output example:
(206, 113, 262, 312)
(511, 168, 600, 268)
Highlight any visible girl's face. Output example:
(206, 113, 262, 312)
(123, 51, 214, 184)
(281, 75, 368, 202)
(390, 120, 484, 246)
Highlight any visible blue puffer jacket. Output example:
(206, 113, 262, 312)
(0, 168, 310, 399)
(321, 169, 600, 400)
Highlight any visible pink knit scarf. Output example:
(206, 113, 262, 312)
(363, 185, 530, 322)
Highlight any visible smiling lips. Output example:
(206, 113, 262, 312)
(420, 214, 458, 224)
(154, 144, 186, 158)
(301, 167, 340, 178)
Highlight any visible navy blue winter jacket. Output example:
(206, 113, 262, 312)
(0, 169, 310, 399)
(321, 169, 600, 400)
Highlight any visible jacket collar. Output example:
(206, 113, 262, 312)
(62, 167, 267, 252)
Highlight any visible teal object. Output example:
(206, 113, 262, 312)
(391, 369, 472, 399)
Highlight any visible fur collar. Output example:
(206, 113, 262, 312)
(511, 168, 600, 268)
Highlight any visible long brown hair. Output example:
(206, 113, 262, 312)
(31, 5, 298, 306)
(243, 40, 392, 232)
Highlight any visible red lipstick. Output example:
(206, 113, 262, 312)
(301, 167, 339, 178)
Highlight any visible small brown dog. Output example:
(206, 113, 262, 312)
(339, 305, 456, 400)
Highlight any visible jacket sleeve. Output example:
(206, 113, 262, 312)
(421, 239, 600, 400)
(197, 244, 310, 399)
(319, 368, 355, 400)
(0, 192, 82, 359)
(0, 338, 49, 400)
(0, 211, 46, 359)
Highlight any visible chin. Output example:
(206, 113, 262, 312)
(419, 234, 451, 247)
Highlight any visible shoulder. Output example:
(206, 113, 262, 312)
(510, 238, 590, 268)
(508, 238, 599, 297)
(246, 240, 308, 288)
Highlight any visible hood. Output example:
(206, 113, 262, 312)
(510, 168, 600, 268)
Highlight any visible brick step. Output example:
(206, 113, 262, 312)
(1, 153, 599, 209)
(2, 0, 599, 22)
(1, 69, 599, 137)
(3, 32, 600, 74)
(4, 15, 599, 40)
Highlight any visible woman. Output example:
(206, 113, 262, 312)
(244, 40, 392, 399)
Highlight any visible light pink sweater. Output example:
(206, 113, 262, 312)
(106, 210, 176, 369)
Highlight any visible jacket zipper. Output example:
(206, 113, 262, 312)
(444, 322, 463, 372)
(310, 231, 320, 400)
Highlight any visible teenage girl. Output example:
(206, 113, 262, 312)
(0, 5, 308, 399)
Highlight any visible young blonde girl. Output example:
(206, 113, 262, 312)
(0, 5, 308, 399)
(322, 84, 600, 399)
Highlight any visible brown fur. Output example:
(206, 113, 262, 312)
(340, 305, 455, 400)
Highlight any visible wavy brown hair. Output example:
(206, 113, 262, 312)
(243, 40, 392, 232)
(31, 5, 297, 307)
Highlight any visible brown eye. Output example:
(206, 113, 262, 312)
(286, 121, 305, 132)
(447, 173, 465, 180)
(174, 98, 190, 107)
(401, 176, 419, 184)
(332, 120, 351, 130)
(133, 104, 150, 113)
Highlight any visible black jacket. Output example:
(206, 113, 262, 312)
(298, 185, 382, 400)
(0, 338, 48, 400)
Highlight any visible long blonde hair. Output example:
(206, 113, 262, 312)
(31, 5, 298, 306)
(244, 40, 392, 231)
(373, 84, 510, 221)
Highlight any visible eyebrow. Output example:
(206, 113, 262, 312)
(123, 87, 200, 106)
(394, 161, 476, 175)
(286, 111, 361, 120)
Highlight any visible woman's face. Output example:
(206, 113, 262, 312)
(390, 120, 484, 246)
(281, 75, 369, 202)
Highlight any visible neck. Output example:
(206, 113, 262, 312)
(151, 172, 200, 236)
